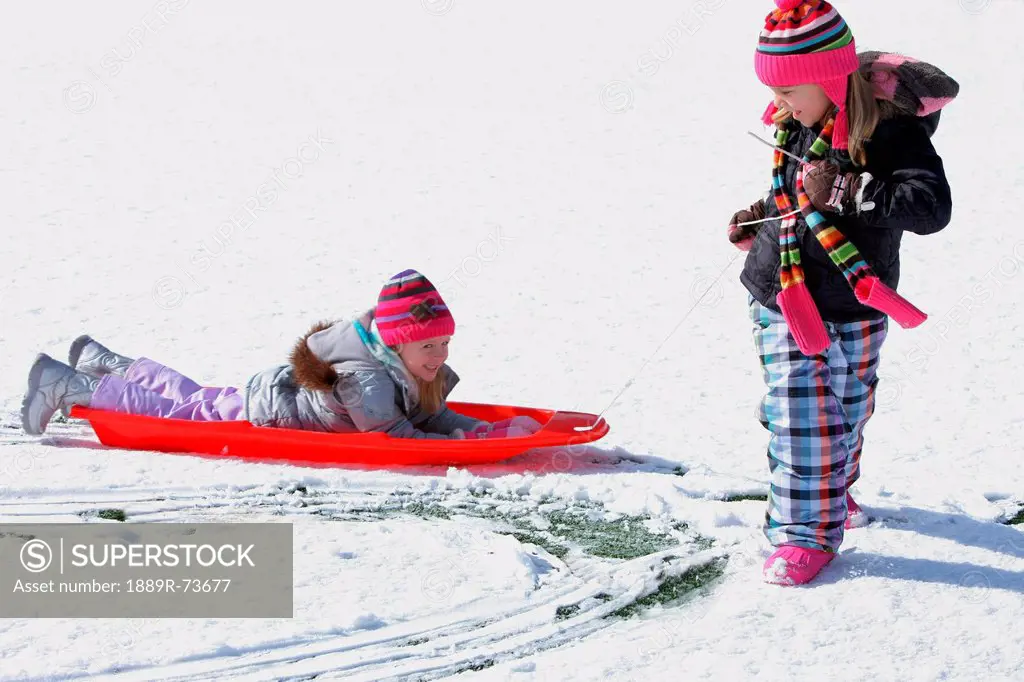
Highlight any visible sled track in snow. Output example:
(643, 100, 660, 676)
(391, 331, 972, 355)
(1, 481, 730, 681)
(73, 548, 726, 682)
(2, 415, 732, 680)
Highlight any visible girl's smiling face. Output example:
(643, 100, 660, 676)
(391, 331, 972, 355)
(396, 335, 450, 382)
(770, 84, 833, 127)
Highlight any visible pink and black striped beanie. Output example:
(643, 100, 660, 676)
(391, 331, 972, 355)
(754, 0, 859, 149)
(374, 269, 455, 346)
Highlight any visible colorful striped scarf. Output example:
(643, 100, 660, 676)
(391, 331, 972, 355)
(773, 114, 927, 356)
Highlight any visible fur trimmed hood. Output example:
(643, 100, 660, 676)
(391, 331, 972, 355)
(243, 315, 470, 434)
(289, 320, 341, 393)
(287, 314, 461, 413)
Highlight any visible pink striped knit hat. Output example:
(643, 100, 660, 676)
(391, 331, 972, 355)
(754, 0, 860, 149)
(374, 269, 455, 346)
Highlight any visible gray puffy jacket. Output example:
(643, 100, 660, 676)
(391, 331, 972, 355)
(241, 315, 486, 438)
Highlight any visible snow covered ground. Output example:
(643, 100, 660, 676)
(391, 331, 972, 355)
(2, 0, 1023, 679)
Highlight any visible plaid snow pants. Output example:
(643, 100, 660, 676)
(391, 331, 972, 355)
(749, 296, 888, 552)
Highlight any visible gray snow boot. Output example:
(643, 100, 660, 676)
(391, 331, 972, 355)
(68, 335, 135, 379)
(22, 354, 100, 435)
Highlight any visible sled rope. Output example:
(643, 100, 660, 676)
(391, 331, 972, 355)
(735, 209, 801, 226)
(591, 248, 742, 424)
(585, 205, 799, 426)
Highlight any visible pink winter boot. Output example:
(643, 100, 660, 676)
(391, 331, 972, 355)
(763, 545, 835, 586)
(845, 492, 868, 529)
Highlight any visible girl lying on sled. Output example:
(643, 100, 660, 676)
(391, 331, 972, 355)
(21, 269, 541, 440)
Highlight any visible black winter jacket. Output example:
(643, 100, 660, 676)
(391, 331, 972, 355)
(740, 112, 952, 322)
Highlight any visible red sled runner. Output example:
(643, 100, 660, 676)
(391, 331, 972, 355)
(68, 403, 610, 467)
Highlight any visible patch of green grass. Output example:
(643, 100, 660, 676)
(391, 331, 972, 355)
(670, 521, 715, 551)
(501, 530, 569, 560)
(0, 532, 36, 541)
(554, 603, 580, 621)
(316, 489, 717, 566)
(402, 501, 451, 520)
(608, 557, 728, 619)
(484, 506, 713, 563)
(1004, 507, 1024, 525)
(722, 493, 769, 503)
(453, 658, 495, 674)
(546, 511, 685, 560)
(555, 592, 614, 622)
(83, 508, 126, 522)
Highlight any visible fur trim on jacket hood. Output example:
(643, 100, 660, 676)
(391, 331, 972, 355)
(289, 320, 340, 393)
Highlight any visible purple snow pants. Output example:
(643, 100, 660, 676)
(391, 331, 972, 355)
(90, 358, 244, 421)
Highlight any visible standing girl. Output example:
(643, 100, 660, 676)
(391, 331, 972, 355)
(727, 0, 958, 584)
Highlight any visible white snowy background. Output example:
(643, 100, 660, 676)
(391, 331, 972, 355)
(2, 0, 1023, 680)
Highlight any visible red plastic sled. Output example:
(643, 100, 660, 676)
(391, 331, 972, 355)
(68, 403, 610, 467)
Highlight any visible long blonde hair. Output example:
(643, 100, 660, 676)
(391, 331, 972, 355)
(771, 70, 892, 167)
(415, 374, 446, 415)
(389, 344, 446, 415)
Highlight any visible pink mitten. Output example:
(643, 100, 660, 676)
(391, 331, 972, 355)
(489, 416, 543, 434)
(484, 425, 532, 439)
(727, 224, 756, 252)
(728, 200, 766, 252)
(454, 425, 532, 439)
